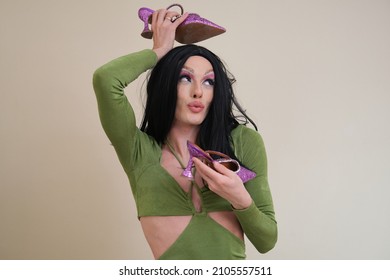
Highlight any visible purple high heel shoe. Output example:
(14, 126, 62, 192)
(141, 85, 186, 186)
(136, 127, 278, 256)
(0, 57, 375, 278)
(182, 141, 256, 183)
(138, 4, 226, 44)
(138, 7, 154, 39)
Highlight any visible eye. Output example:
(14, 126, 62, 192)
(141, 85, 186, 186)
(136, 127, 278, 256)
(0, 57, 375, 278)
(204, 78, 215, 86)
(179, 74, 191, 83)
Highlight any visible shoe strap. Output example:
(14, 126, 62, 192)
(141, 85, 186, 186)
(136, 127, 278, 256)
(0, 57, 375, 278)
(205, 150, 230, 160)
(166, 140, 186, 169)
(166, 3, 184, 15)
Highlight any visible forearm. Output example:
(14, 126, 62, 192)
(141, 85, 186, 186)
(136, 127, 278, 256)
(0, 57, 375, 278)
(234, 201, 277, 253)
(232, 126, 277, 253)
(93, 49, 157, 92)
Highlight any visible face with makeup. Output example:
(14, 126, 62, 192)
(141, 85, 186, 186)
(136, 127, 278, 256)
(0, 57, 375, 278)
(174, 55, 215, 128)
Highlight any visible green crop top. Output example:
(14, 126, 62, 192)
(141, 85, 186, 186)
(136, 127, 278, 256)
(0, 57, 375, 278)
(93, 49, 277, 259)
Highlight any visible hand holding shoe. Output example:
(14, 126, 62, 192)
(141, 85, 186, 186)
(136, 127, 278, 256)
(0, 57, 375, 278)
(149, 8, 188, 60)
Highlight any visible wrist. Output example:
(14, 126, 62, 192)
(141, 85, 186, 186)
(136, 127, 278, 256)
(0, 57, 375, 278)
(231, 195, 252, 210)
(152, 46, 171, 61)
(152, 48, 164, 61)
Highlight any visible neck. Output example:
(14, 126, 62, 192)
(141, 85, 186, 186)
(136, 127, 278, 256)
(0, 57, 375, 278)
(166, 124, 200, 157)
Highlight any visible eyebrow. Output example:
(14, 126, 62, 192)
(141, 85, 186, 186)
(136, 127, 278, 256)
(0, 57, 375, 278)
(181, 66, 214, 76)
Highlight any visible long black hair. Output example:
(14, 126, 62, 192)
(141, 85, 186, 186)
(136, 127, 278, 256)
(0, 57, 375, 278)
(140, 45, 257, 159)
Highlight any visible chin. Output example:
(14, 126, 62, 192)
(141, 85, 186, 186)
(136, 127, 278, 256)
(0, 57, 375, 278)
(190, 117, 206, 126)
(175, 114, 207, 127)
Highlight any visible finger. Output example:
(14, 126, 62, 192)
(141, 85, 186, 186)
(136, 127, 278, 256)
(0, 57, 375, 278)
(171, 12, 189, 26)
(164, 11, 181, 22)
(193, 158, 220, 181)
(152, 9, 167, 26)
(150, 10, 158, 27)
(212, 161, 235, 177)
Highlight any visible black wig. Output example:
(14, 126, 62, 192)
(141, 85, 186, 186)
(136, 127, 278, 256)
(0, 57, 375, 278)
(140, 45, 257, 159)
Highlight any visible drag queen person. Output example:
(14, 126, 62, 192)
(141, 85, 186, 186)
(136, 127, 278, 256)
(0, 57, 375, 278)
(93, 6, 277, 259)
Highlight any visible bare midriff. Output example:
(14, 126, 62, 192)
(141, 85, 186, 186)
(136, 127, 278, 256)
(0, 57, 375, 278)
(140, 211, 243, 259)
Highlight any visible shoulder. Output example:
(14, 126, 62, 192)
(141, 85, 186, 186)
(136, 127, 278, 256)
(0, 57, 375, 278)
(230, 125, 267, 162)
(231, 125, 265, 146)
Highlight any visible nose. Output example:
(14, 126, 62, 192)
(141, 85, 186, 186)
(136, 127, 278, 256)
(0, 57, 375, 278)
(191, 82, 203, 98)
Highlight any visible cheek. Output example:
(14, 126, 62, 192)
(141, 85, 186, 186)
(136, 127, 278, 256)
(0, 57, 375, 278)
(176, 91, 186, 106)
(205, 89, 214, 105)
(177, 84, 188, 96)
(174, 95, 187, 115)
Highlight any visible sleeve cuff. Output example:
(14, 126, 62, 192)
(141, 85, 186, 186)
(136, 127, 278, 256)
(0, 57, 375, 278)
(232, 200, 257, 218)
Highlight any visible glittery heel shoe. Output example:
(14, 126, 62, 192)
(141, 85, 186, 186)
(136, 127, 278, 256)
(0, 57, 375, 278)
(174, 6, 226, 44)
(138, 7, 154, 39)
(138, 4, 226, 44)
(183, 141, 256, 183)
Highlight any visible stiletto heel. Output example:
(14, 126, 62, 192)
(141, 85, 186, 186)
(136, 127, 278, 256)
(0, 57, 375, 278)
(137, 4, 226, 44)
(138, 7, 154, 39)
(182, 141, 211, 180)
(182, 157, 195, 180)
(182, 141, 256, 183)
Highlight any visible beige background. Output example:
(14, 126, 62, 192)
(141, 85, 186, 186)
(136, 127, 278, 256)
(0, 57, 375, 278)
(1, 0, 389, 259)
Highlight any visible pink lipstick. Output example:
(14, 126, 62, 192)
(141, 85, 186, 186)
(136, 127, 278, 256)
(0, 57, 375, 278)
(188, 101, 204, 113)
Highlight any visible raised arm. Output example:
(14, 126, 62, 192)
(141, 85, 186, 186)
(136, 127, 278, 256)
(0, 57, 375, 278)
(92, 50, 157, 169)
(92, 8, 188, 170)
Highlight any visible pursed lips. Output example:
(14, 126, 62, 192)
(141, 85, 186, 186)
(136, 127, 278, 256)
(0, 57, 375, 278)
(187, 101, 205, 113)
